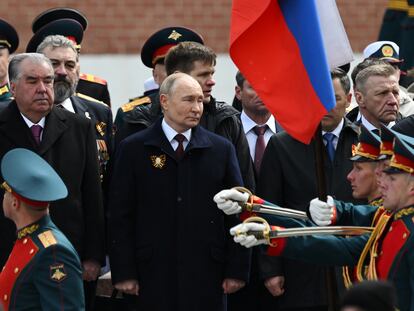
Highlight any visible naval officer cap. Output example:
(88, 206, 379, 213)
(1, 148, 68, 207)
(363, 41, 402, 64)
(0, 19, 19, 54)
(141, 26, 204, 68)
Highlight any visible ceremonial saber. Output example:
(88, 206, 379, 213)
(233, 186, 308, 220)
(246, 226, 374, 240)
(241, 202, 308, 220)
(236, 216, 373, 244)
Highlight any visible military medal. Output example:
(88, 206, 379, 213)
(96, 122, 107, 137)
(150, 154, 166, 169)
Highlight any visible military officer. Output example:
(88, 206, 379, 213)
(0, 148, 84, 311)
(0, 19, 18, 105)
(113, 26, 204, 136)
(29, 7, 111, 106)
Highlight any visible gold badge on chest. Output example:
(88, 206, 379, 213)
(150, 154, 166, 169)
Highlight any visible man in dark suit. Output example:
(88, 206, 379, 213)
(108, 73, 250, 311)
(36, 34, 113, 186)
(0, 53, 104, 308)
(228, 71, 283, 311)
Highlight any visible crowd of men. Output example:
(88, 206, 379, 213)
(0, 4, 414, 311)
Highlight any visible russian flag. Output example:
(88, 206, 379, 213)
(230, 0, 344, 144)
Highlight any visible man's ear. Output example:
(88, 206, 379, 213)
(235, 86, 242, 101)
(10, 81, 16, 96)
(355, 90, 365, 107)
(160, 93, 168, 111)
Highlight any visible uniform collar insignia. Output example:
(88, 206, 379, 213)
(150, 154, 166, 169)
(168, 30, 182, 41)
(96, 122, 106, 137)
(50, 263, 67, 282)
(17, 224, 39, 239)
(394, 206, 414, 220)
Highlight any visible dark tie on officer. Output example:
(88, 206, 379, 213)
(323, 132, 336, 162)
(175, 133, 186, 160)
(30, 124, 43, 145)
(253, 125, 268, 173)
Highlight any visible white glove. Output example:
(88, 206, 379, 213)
(213, 189, 249, 215)
(309, 195, 335, 226)
(230, 223, 269, 248)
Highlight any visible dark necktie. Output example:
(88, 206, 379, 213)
(323, 132, 336, 162)
(175, 134, 186, 160)
(30, 125, 43, 145)
(253, 125, 268, 173)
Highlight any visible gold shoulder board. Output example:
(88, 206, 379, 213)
(38, 230, 58, 248)
(76, 93, 108, 106)
(121, 96, 151, 112)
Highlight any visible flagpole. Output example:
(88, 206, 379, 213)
(313, 123, 339, 311)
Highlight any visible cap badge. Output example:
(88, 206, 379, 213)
(382, 45, 394, 57)
(150, 154, 166, 169)
(168, 30, 182, 41)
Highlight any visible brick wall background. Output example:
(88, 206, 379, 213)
(3, 0, 388, 54)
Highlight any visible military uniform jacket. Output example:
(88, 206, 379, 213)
(262, 205, 414, 311)
(114, 95, 256, 191)
(257, 118, 360, 309)
(71, 95, 113, 185)
(108, 119, 251, 311)
(0, 102, 105, 267)
(0, 215, 84, 311)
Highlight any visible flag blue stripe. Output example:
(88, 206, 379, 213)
(279, 0, 335, 112)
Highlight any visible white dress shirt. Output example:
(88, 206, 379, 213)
(161, 118, 192, 151)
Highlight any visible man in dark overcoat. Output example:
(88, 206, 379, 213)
(0, 53, 104, 293)
(108, 73, 250, 311)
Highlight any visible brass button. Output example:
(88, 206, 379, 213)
(23, 238, 28, 244)
(403, 233, 407, 239)
(3, 294, 7, 301)
(29, 249, 34, 255)
(14, 267, 19, 274)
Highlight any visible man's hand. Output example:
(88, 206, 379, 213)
(230, 222, 269, 248)
(222, 278, 245, 294)
(82, 259, 101, 281)
(213, 189, 249, 215)
(264, 276, 285, 296)
(309, 195, 335, 226)
(115, 279, 139, 296)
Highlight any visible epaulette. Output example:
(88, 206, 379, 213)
(121, 96, 151, 112)
(38, 230, 58, 248)
(75, 92, 108, 106)
(0, 84, 10, 96)
(79, 73, 107, 85)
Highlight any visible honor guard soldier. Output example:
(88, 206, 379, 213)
(215, 131, 414, 311)
(114, 26, 204, 136)
(0, 19, 18, 105)
(0, 148, 84, 311)
(30, 7, 111, 106)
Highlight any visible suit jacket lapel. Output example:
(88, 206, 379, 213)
(38, 108, 68, 156)
(0, 101, 37, 150)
